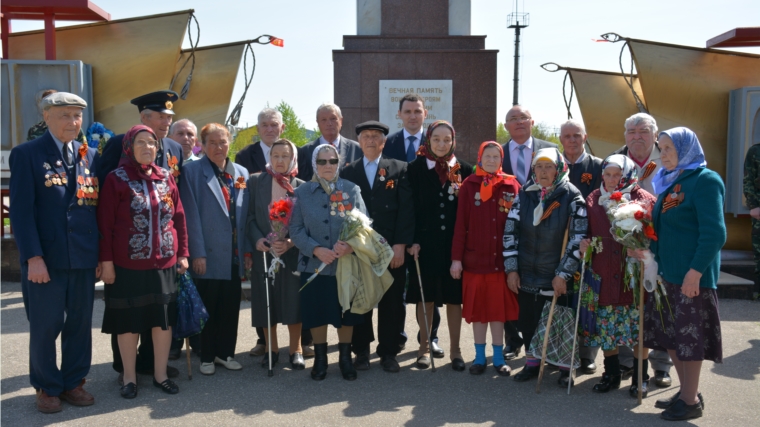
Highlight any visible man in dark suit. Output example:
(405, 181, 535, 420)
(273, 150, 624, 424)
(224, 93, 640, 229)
(297, 103, 362, 181)
(235, 107, 284, 176)
(500, 105, 558, 361)
(10, 93, 99, 413)
(382, 93, 444, 359)
(94, 90, 184, 383)
(343, 121, 414, 373)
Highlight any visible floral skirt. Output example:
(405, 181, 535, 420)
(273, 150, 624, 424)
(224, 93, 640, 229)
(643, 280, 722, 362)
(583, 304, 640, 352)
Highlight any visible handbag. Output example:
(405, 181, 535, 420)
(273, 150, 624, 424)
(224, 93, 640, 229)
(172, 271, 209, 340)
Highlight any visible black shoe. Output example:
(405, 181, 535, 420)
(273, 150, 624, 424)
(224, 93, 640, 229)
(469, 363, 486, 375)
(580, 358, 597, 374)
(353, 350, 370, 371)
(339, 344, 357, 380)
(503, 344, 521, 360)
(168, 348, 181, 361)
(513, 365, 539, 382)
(416, 355, 431, 369)
(430, 342, 444, 359)
(620, 365, 633, 380)
(494, 364, 511, 377)
(558, 370, 573, 387)
(311, 343, 328, 381)
(380, 356, 400, 373)
(630, 380, 649, 398)
(152, 378, 179, 395)
(451, 358, 466, 372)
(592, 373, 622, 393)
(261, 351, 279, 368)
(656, 391, 705, 410)
(660, 399, 703, 421)
(654, 370, 672, 388)
(290, 353, 305, 370)
(120, 382, 137, 399)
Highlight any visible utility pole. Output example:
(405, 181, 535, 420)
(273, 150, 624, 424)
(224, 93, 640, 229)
(507, 2, 529, 106)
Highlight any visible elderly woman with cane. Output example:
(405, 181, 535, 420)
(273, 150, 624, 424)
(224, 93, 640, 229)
(290, 144, 367, 381)
(638, 127, 725, 421)
(578, 154, 657, 396)
(503, 147, 587, 387)
(451, 141, 521, 376)
(246, 139, 305, 371)
(407, 120, 472, 371)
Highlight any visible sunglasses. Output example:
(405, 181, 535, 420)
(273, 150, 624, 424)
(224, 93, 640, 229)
(316, 158, 339, 165)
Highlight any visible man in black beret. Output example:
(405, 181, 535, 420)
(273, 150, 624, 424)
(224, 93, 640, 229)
(342, 121, 415, 373)
(95, 90, 185, 384)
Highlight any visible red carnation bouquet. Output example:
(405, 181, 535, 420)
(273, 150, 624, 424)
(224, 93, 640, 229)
(266, 196, 295, 276)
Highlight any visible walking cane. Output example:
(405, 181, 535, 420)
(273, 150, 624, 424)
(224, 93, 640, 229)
(414, 258, 436, 372)
(567, 255, 587, 395)
(536, 227, 569, 394)
(637, 260, 645, 404)
(264, 251, 274, 377)
(186, 337, 193, 380)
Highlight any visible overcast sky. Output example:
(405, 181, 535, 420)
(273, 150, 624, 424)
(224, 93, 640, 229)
(9, 0, 759, 131)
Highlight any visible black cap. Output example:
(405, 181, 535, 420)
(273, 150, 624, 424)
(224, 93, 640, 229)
(355, 120, 389, 136)
(130, 90, 179, 114)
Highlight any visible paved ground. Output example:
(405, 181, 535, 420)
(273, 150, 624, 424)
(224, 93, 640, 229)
(2, 281, 759, 426)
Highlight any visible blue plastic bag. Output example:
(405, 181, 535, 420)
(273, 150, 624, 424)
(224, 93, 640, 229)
(173, 271, 209, 340)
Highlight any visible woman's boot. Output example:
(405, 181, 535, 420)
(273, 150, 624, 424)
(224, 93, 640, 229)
(338, 343, 357, 381)
(630, 358, 650, 398)
(310, 343, 328, 381)
(593, 355, 622, 393)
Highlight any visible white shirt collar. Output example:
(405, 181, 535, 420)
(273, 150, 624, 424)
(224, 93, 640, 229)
(260, 141, 273, 162)
(363, 154, 381, 167)
(403, 128, 424, 142)
(564, 150, 587, 165)
(320, 135, 341, 149)
(509, 136, 534, 153)
(426, 156, 457, 170)
(50, 133, 75, 155)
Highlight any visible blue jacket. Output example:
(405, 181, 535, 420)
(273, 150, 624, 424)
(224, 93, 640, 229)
(9, 131, 99, 270)
(180, 157, 251, 279)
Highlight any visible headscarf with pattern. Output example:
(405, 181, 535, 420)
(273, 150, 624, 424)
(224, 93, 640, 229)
(311, 143, 340, 195)
(650, 127, 707, 195)
(524, 147, 568, 225)
(119, 125, 165, 181)
(419, 120, 457, 186)
(266, 139, 299, 195)
(599, 154, 639, 205)
(475, 141, 510, 202)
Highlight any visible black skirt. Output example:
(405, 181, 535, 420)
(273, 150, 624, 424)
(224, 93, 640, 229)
(299, 274, 364, 329)
(101, 265, 178, 335)
(406, 270, 463, 305)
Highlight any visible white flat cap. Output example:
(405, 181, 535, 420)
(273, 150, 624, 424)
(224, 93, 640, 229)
(41, 92, 87, 110)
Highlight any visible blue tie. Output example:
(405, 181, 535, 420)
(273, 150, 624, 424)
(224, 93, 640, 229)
(516, 144, 527, 185)
(406, 136, 417, 162)
(365, 160, 377, 189)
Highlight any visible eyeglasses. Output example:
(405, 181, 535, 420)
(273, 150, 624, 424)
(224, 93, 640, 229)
(506, 116, 531, 123)
(316, 158, 339, 166)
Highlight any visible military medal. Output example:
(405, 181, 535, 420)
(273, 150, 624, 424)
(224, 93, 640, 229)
(378, 168, 386, 182)
(474, 192, 481, 206)
(45, 180, 52, 187)
(85, 168, 90, 175)
(55, 160, 63, 167)
(61, 177, 68, 185)
(78, 199, 84, 206)
(43, 162, 51, 170)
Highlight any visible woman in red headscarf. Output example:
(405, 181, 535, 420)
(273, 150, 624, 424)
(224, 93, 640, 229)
(406, 121, 472, 371)
(451, 141, 521, 376)
(98, 125, 189, 398)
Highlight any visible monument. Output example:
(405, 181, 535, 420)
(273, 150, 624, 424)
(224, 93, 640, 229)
(333, 0, 498, 162)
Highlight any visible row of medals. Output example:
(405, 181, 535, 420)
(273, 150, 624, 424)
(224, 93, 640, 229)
(45, 172, 68, 187)
(474, 191, 510, 212)
(330, 192, 350, 217)
(78, 167, 98, 206)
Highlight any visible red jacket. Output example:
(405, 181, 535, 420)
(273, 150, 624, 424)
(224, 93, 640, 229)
(98, 164, 189, 270)
(452, 175, 521, 274)
(586, 186, 656, 306)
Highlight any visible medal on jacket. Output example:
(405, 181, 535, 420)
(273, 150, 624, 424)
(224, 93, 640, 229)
(378, 168, 386, 182)
(330, 191, 351, 217)
(448, 185, 455, 201)
(474, 192, 481, 206)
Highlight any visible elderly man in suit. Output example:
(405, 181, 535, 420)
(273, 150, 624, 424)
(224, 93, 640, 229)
(613, 112, 673, 388)
(94, 90, 184, 385)
(170, 118, 200, 163)
(343, 121, 415, 373)
(235, 108, 284, 176)
(297, 103, 363, 181)
(10, 92, 99, 413)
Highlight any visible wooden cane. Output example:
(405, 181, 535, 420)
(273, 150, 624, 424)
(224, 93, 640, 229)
(568, 256, 587, 395)
(186, 337, 193, 380)
(638, 260, 645, 404)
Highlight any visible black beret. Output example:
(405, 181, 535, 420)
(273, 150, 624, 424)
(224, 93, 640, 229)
(355, 120, 389, 136)
(130, 90, 179, 114)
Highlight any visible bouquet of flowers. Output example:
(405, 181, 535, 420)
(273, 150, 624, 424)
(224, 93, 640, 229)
(300, 208, 370, 291)
(266, 196, 295, 277)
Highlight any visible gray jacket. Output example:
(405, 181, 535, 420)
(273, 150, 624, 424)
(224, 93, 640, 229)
(289, 179, 367, 276)
(180, 157, 251, 280)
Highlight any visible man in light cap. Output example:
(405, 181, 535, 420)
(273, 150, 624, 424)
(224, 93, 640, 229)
(342, 121, 414, 373)
(10, 92, 100, 413)
(94, 90, 184, 384)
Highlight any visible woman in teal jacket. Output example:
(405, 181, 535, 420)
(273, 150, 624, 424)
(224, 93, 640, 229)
(643, 127, 725, 422)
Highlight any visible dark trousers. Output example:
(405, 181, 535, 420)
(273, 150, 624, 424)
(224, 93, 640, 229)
(504, 321, 524, 348)
(352, 265, 406, 358)
(21, 266, 95, 396)
(195, 272, 242, 364)
(517, 291, 570, 356)
(416, 306, 441, 344)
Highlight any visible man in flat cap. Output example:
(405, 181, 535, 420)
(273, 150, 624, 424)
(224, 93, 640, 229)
(10, 92, 100, 413)
(342, 121, 414, 373)
(95, 90, 184, 384)
(297, 103, 363, 181)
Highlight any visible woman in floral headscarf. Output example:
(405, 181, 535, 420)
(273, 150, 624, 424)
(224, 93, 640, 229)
(406, 121, 472, 371)
(578, 154, 657, 397)
(451, 141, 520, 376)
(98, 125, 189, 398)
(503, 147, 586, 386)
(246, 139, 306, 371)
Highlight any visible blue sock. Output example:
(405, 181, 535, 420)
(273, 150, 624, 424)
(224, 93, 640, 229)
(492, 344, 505, 366)
(474, 343, 487, 365)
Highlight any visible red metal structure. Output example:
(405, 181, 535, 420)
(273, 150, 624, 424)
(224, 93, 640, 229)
(707, 27, 760, 48)
(1, 0, 110, 60)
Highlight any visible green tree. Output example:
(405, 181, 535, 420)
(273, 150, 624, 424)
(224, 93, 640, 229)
(277, 101, 311, 147)
(496, 122, 561, 147)
(496, 122, 510, 143)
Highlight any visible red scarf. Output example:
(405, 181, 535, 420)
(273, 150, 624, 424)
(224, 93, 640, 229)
(474, 141, 511, 202)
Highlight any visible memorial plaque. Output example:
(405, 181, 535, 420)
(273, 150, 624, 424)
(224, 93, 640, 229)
(379, 80, 453, 131)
